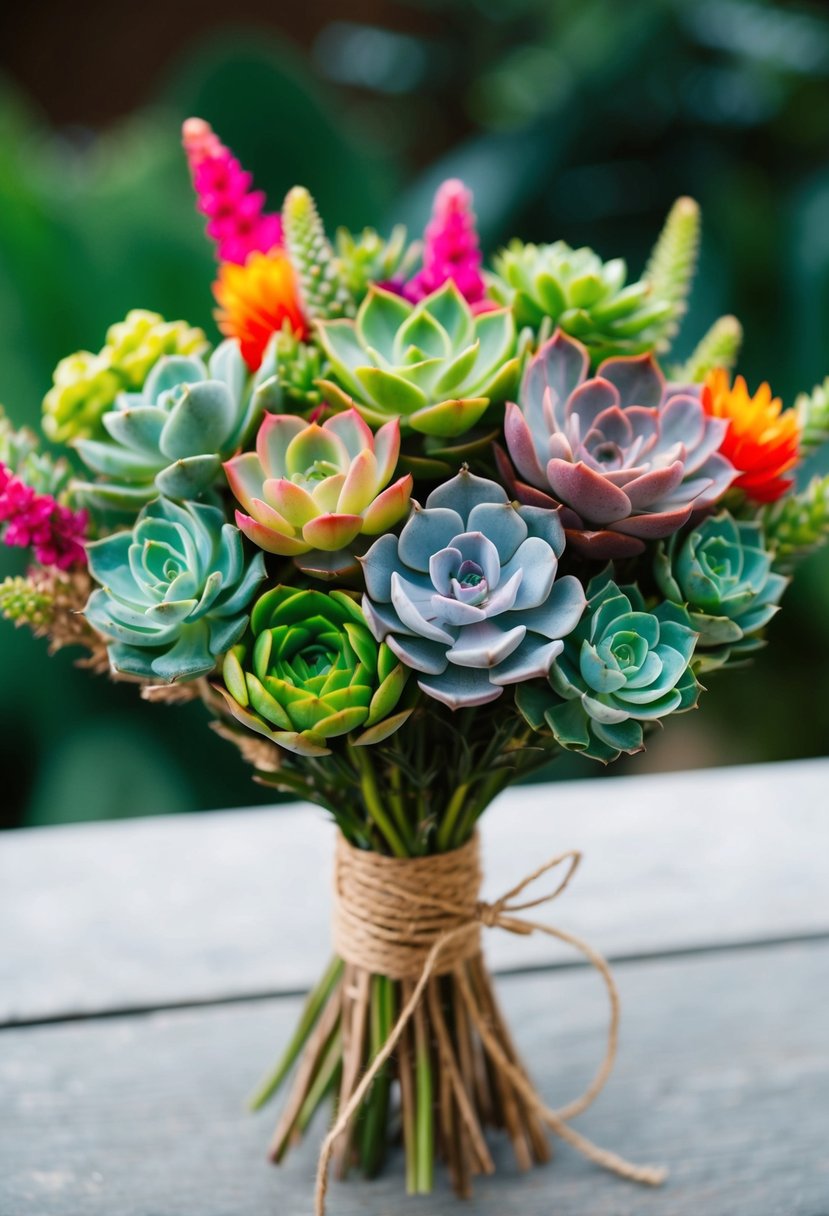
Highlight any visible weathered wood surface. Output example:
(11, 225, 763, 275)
(1, 940, 827, 1215)
(2, 758, 828, 1025)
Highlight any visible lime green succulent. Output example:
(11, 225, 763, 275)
(43, 310, 208, 444)
(490, 240, 674, 361)
(219, 586, 410, 755)
(516, 572, 699, 762)
(317, 281, 520, 438)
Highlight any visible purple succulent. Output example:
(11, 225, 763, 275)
(498, 330, 736, 558)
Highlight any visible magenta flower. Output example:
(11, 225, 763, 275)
(0, 463, 87, 570)
(182, 118, 283, 265)
(403, 179, 490, 309)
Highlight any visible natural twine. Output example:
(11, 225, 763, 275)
(317, 833, 666, 1214)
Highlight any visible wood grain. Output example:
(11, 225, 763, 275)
(1, 940, 827, 1215)
(2, 759, 828, 1025)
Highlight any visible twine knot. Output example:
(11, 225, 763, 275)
(317, 833, 667, 1215)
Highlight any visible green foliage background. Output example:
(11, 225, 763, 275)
(2, 0, 828, 826)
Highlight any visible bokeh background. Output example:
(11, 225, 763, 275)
(2, 0, 828, 828)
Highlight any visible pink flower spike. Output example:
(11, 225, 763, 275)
(0, 461, 87, 570)
(404, 178, 489, 307)
(182, 117, 283, 264)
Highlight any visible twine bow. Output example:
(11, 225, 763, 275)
(316, 848, 667, 1214)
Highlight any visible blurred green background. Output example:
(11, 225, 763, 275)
(2, 0, 828, 828)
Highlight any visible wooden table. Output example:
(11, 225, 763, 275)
(2, 758, 828, 1215)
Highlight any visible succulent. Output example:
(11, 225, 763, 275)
(270, 326, 329, 409)
(490, 241, 674, 360)
(655, 512, 787, 671)
(219, 586, 410, 755)
(676, 315, 743, 383)
(794, 377, 829, 458)
(761, 473, 829, 571)
(335, 225, 420, 303)
(516, 573, 698, 762)
(360, 469, 586, 709)
(43, 310, 207, 444)
(84, 497, 265, 682)
(499, 330, 735, 559)
(317, 282, 520, 439)
(74, 339, 280, 513)
(224, 409, 412, 569)
(283, 187, 354, 321)
(0, 407, 71, 498)
(640, 197, 701, 349)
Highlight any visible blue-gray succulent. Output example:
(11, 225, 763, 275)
(655, 512, 788, 671)
(517, 572, 699, 761)
(360, 469, 586, 709)
(85, 497, 266, 682)
(74, 338, 280, 513)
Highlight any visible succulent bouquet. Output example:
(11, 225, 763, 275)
(4, 116, 829, 1207)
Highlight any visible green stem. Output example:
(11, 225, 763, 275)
(414, 1007, 434, 1194)
(436, 781, 470, 852)
(360, 975, 395, 1177)
(296, 1026, 343, 1135)
(348, 743, 409, 857)
(248, 956, 343, 1110)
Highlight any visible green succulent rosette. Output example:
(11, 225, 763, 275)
(490, 240, 673, 361)
(74, 339, 280, 514)
(655, 512, 788, 672)
(316, 281, 520, 439)
(335, 224, 420, 304)
(516, 573, 699, 762)
(84, 497, 266, 682)
(220, 586, 411, 756)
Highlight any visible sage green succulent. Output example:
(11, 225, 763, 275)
(516, 572, 699, 762)
(317, 281, 520, 438)
(74, 339, 280, 513)
(84, 497, 266, 682)
(219, 586, 410, 755)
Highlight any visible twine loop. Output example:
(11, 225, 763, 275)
(318, 834, 666, 1214)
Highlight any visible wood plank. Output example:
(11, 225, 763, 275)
(2, 758, 828, 1024)
(0, 940, 827, 1214)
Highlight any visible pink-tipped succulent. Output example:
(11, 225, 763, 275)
(403, 179, 489, 309)
(498, 330, 736, 558)
(0, 462, 87, 570)
(224, 409, 413, 565)
(182, 118, 283, 265)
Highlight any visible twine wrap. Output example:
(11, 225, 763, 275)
(317, 835, 667, 1215)
(332, 831, 483, 978)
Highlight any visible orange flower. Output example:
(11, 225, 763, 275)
(702, 368, 799, 503)
(213, 250, 308, 370)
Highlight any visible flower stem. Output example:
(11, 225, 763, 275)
(248, 955, 343, 1110)
(414, 1002, 434, 1193)
(347, 743, 409, 857)
(436, 781, 470, 852)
